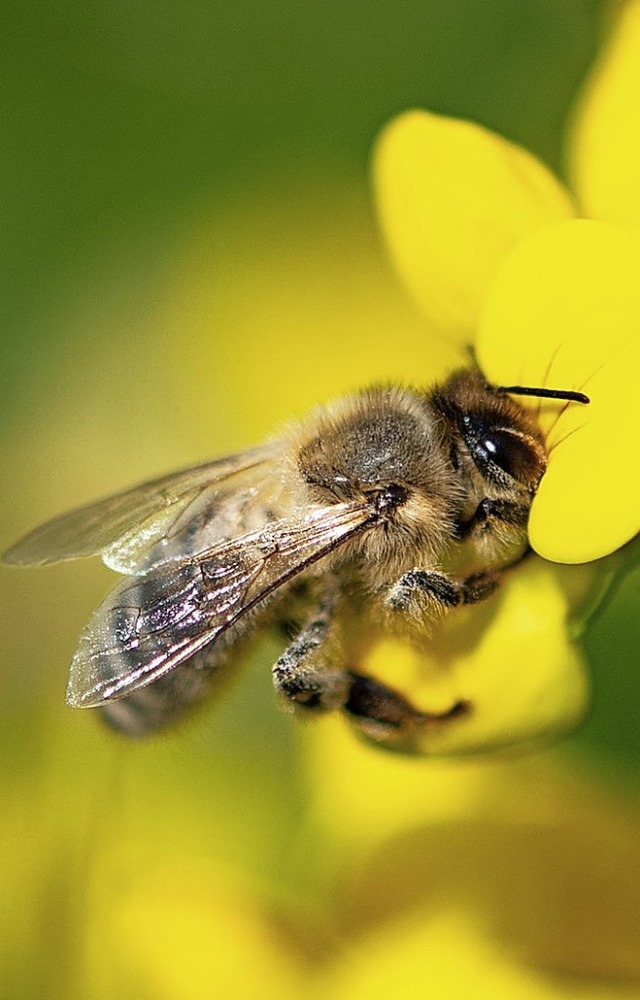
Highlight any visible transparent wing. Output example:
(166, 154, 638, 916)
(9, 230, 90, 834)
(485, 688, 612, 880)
(67, 501, 377, 708)
(3, 444, 278, 568)
(101, 475, 276, 576)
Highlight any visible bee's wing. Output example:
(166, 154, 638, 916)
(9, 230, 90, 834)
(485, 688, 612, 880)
(3, 444, 278, 568)
(67, 501, 377, 708)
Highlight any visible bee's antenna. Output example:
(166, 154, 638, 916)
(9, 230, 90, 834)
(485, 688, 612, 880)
(496, 384, 590, 405)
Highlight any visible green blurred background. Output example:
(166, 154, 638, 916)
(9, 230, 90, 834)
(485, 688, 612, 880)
(2, 1, 640, 997)
(2, 0, 608, 414)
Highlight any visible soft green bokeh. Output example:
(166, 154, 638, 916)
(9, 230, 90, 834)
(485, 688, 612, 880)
(3, 2, 639, 997)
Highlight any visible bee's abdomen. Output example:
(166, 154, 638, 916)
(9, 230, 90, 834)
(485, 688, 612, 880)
(98, 642, 236, 737)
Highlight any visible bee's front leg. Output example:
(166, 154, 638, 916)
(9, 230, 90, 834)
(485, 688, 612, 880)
(457, 497, 530, 540)
(272, 593, 351, 712)
(385, 567, 500, 617)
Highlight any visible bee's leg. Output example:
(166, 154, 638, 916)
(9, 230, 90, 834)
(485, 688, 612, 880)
(386, 541, 535, 617)
(272, 594, 350, 712)
(344, 672, 424, 729)
(344, 671, 470, 746)
(385, 566, 502, 616)
(273, 597, 472, 744)
(457, 497, 530, 539)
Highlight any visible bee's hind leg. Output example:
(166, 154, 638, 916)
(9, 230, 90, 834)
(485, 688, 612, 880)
(343, 671, 424, 731)
(343, 670, 470, 747)
(272, 593, 351, 713)
(272, 591, 471, 747)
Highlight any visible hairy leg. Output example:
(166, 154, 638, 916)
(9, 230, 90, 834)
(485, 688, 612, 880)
(385, 566, 501, 617)
(273, 591, 470, 746)
(272, 593, 351, 711)
(457, 497, 530, 540)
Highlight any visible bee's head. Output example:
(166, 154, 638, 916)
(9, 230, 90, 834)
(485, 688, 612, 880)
(431, 367, 587, 495)
(432, 368, 589, 494)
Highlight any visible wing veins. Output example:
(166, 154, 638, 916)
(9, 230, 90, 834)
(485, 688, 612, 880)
(70, 502, 378, 707)
(4, 445, 276, 566)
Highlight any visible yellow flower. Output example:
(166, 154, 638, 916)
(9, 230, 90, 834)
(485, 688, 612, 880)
(569, 0, 640, 228)
(312, 755, 640, 996)
(143, 173, 597, 757)
(307, 11, 640, 757)
(374, 112, 640, 566)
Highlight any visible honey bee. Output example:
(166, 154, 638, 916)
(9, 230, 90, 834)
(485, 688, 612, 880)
(4, 367, 588, 745)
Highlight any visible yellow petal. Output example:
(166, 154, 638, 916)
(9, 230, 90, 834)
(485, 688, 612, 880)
(530, 334, 640, 562)
(569, 0, 640, 228)
(400, 559, 590, 756)
(322, 559, 591, 759)
(477, 219, 640, 563)
(326, 911, 558, 1000)
(85, 867, 305, 999)
(320, 777, 640, 990)
(373, 109, 575, 340)
(304, 718, 497, 852)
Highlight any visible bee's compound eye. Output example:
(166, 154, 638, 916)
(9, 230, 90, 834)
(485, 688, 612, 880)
(479, 430, 540, 484)
(480, 431, 511, 469)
